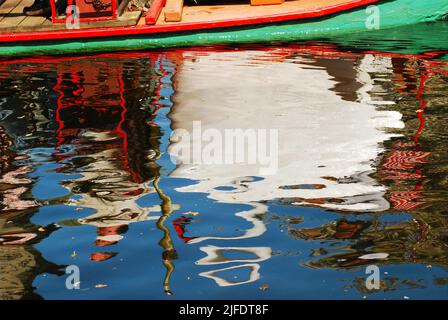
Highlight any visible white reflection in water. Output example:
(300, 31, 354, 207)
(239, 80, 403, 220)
(196, 246, 272, 265)
(64, 131, 163, 228)
(169, 50, 404, 212)
(187, 202, 267, 244)
(168, 49, 405, 286)
(199, 263, 261, 287)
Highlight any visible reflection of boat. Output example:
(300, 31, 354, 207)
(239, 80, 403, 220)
(1, 52, 190, 295)
(0, 0, 448, 56)
(165, 46, 411, 286)
(165, 46, 448, 287)
(1, 46, 446, 297)
(49, 58, 164, 234)
(47, 53, 184, 294)
(285, 48, 448, 273)
(190, 204, 271, 287)
(168, 48, 403, 212)
(0, 127, 63, 299)
(165, 46, 406, 287)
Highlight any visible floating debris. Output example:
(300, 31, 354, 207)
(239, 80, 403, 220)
(358, 253, 389, 260)
(259, 284, 269, 291)
(310, 248, 328, 257)
(184, 211, 199, 216)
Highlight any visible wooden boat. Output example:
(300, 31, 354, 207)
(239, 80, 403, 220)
(0, 0, 447, 56)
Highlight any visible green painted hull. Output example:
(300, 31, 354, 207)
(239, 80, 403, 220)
(1, 0, 447, 57)
(330, 20, 448, 58)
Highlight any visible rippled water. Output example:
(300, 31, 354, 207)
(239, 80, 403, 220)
(0, 22, 447, 300)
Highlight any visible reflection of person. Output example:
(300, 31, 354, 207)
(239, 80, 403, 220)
(23, 0, 51, 16)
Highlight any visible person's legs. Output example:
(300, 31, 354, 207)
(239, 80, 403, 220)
(23, 0, 51, 16)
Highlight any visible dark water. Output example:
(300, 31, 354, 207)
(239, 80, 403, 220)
(0, 22, 447, 300)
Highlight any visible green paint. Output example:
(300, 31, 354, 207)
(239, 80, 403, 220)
(1, 0, 447, 57)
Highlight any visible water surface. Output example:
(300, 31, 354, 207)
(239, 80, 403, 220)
(0, 21, 447, 300)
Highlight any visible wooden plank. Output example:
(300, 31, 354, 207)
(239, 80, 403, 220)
(117, 0, 130, 16)
(145, 0, 166, 25)
(251, 0, 284, 6)
(158, 0, 359, 24)
(164, 0, 183, 22)
(0, 0, 32, 27)
(18, 15, 47, 27)
(0, 0, 22, 22)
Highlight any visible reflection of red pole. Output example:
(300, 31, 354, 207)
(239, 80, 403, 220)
(54, 65, 85, 147)
(114, 66, 133, 180)
(411, 69, 431, 243)
(384, 63, 435, 213)
(54, 67, 65, 146)
(414, 75, 429, 147)
(412, 73, 430, 194)
(173, 217, 197, 243)
(147, 55, 169, 127)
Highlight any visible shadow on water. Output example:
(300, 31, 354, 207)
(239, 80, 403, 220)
(0, 22, 447, 299)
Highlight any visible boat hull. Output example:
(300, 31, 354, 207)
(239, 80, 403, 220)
(1, 0, 447, 56)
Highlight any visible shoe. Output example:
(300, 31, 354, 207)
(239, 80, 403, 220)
(23, 1, 51, 16)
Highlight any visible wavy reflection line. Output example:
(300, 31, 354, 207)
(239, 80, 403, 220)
(196, 245, 271, 265)
(199, 263, 261, 287)
(153, 175, 178, 296)
(169, 50, 405, 213)
(186, 203, 267, 244)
